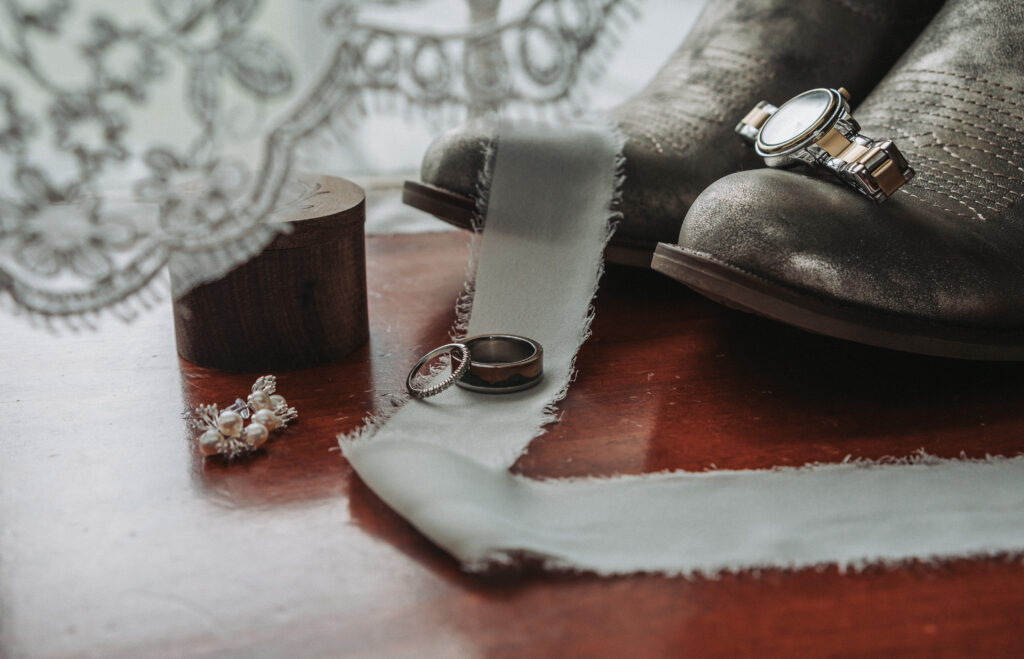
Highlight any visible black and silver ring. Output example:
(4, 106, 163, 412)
(454, 334, 544, 393)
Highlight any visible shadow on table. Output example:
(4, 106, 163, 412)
(646, 270, 1024, 468)
(522, 264, 1024, 474)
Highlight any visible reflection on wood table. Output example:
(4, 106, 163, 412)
(3, 232, 1024, 658)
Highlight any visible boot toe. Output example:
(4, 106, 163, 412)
(420, 121, 494, 198)
(677, 169, 1024, 329)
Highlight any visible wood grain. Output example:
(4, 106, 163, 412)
(3, 231, 1024, 658)
(173, 175, 368, 371)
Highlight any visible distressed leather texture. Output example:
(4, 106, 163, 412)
(678, 0, 1024, 328)
(420, 0, 943, 246)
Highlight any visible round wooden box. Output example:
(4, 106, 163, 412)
(173, 175, 368, 371)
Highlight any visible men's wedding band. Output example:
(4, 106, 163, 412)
(454, 334, 544, 394)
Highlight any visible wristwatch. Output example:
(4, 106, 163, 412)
(735, 87, 914, 204)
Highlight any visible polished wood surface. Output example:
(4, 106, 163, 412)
(3, 232, 1024, 658)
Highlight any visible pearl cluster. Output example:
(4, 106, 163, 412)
(193, 375, 298, 459)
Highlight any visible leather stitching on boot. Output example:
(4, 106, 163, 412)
(858, 69, 1024, 221)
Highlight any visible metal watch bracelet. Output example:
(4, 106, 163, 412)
(736, 89, 915, 204)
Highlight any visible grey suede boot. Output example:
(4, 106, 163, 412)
(403, 0, 944, 266)
(652, 0, 1024, 360)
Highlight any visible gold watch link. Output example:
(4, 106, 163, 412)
(735, 101, 778, 141)
(736, 85, 914, 203)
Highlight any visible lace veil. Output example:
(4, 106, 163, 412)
(0, 0, 635, 325)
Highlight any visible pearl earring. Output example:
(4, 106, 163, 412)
(193, 375, 298, 458)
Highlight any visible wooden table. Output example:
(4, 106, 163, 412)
(3, 232, 1024, 658)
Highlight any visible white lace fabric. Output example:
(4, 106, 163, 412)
(0, 0, 635, 323)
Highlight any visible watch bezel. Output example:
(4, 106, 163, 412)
(754, 88, 845, 157)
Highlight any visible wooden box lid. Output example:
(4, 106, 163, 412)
(173, 175, 368, 372)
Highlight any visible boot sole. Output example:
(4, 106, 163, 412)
(651, 242, 1024, 361)
(402, 180, 656, 269)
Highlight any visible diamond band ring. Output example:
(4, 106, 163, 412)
(405, 343, 471, 399)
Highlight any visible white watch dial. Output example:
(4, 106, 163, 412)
(759, 88, 834, 148)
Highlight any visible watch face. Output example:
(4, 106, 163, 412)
(758, 88, 836, 152)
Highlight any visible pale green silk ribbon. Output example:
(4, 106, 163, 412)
(342, 119, 1024, 575)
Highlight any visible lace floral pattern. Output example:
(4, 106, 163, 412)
(0, 0, 635, 323)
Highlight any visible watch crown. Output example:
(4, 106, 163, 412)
(838, 87, 851, 102)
